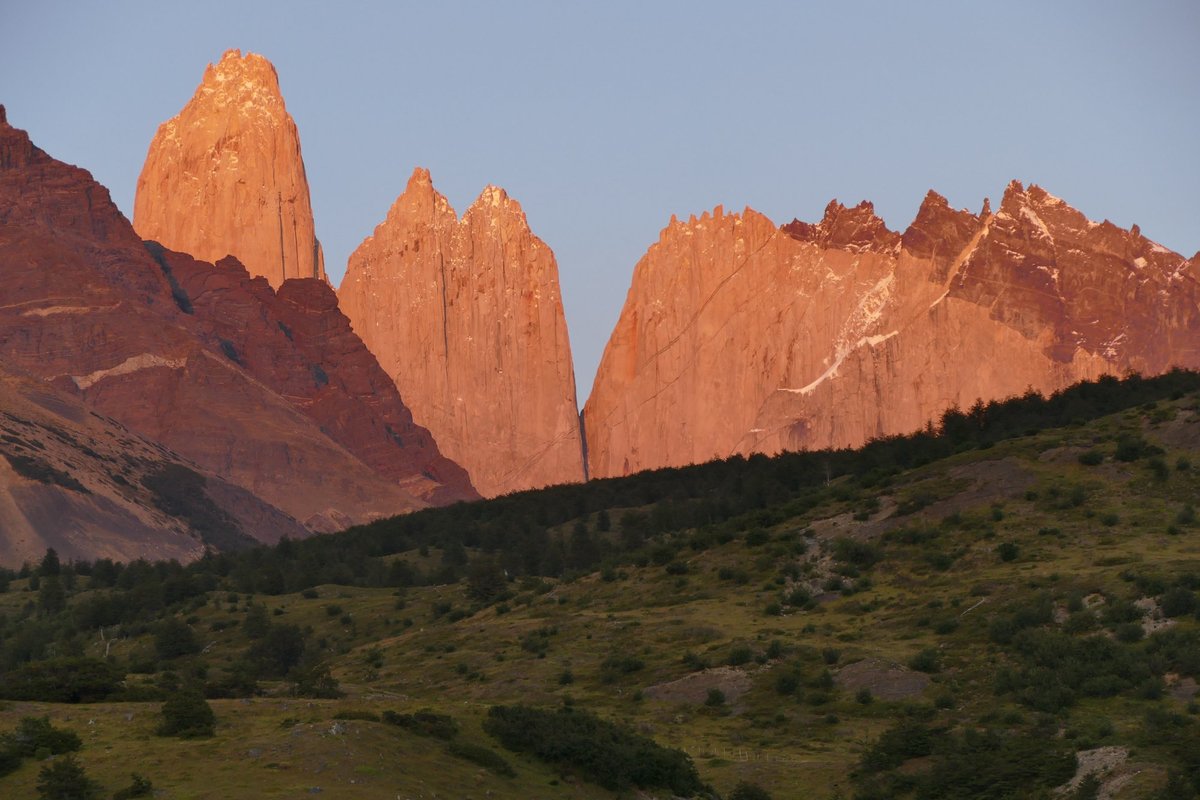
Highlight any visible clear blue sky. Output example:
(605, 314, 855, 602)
(3, 1, 1197, 402)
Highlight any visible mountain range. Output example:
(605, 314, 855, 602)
(1, 49, 1196, 562)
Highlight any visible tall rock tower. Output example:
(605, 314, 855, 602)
(583, 184, 1200, 478)
(339, 168, 586, 497)
(134, 49, 325, 287)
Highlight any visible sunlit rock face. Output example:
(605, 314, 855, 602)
(339, 168, 586, 497)
(583, 183, 1200, 478)
(134, 49, 326, 288)
(0, 107, 474, 552)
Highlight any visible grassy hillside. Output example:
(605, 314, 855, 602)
(1, 372, 1199, 799)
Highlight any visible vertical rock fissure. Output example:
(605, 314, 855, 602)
(437, 252, 450, 369)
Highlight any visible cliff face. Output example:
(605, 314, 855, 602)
(156, 248, 476, 505)
(338, 169, 585, 497)
(583, 183, 1200, 478)
(0, 107, 472, 560)
(133, 49, 325, 288)
(0, 362, 309, 566)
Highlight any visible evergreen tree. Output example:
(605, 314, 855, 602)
(158, 690, 215, 738)
(36, 754, 101, 800)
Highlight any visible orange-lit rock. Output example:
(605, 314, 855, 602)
(133, 49, 325, 288)
(339, 169, 585, 497)
(0, 107, 472, 558)
(583, 184, 1200, 477)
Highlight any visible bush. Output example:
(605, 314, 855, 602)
(1077, 450, 1104, 466)
(1115, 434, 1148, 462)
(0, 658, 121, 703)
(832, 538, 883, 569)
(36, 754, 101, 800)
(1115, 622, 1145, 643)
(860, 720, 936, 772)
(775, 672, 800, 695)
(909, 648, 941, 673)
(728, 646, 754, 666)
(729, 782, 773, 800)
(600, 654, 645, 682)
(111, 774, 154, 800)
(446, 741, 515, 777)
(247, 623, 306, 676)
(290, 661, 341, 699)
(7, 717, 82, 757)
(381, 710, 459, 740)
(154, 618, 200, 660)
(1162, 587, 1198, 618)
(483, 705, 704, 795)
(997, 542, 1020, 562)
(158, 691, 216, 738)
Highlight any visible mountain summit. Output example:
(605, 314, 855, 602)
(583, 184, 1200, 478)
(133, 49, 326, 287)
(339, 168, 586, 497)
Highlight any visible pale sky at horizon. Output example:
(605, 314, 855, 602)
(3, 1, 1198, 403)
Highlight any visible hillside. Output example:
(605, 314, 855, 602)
(0, 371, 1199, 799)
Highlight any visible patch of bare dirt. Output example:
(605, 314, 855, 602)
(1167, 674, 1198, 702)
(1152, 408, 1200, 451)
(1055, 746, 1129, 799)
(834, 658, 930, 701)
(922, 457, 1036, 519)
(643, 667, 754, 708)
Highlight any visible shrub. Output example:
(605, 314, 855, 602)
(446, 740, 515, 777)
(600, 655, 645, 682)
(1077, 450, 1104, 466)
(1114, 434, 1148, 462)
(484, 705, 703, 795)
(860, 720, 936, 772)
(729, 781, 773, 800)
(154, 618, 200, 659)
(0, 658, 121, 703)
(333, 710, 380, 722)
(36, 754, 101, 800)
(247, 623, 306, 676)
(728, 646, 754, 666)
(8, 717, 82, 757)
(290, 661, 341, 698)
(705, 688, 726, 706)
(158, 690, 216, 738)
(381, 710, 458, 740)
(775, 672, 800, 695)
(997, 542, 1020, 562)
(832, 538, 883, 569)
(111, 774, 154, 800)
(1161, 587, 1198, 618)
(1115, 622, 1145, 643)
(909, 648, 941, 673)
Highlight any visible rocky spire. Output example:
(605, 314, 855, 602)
(339, 169, 585, 497)
(133, 49, 325, 287)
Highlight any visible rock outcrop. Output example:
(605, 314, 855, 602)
(583, 183, 1200, 477)
(0, 107, 474, 561)
(133, 49, 325, 288)
(0, 362, 307, 566)
(155, 247, 475, 505)
(339, 168, 585, 497)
